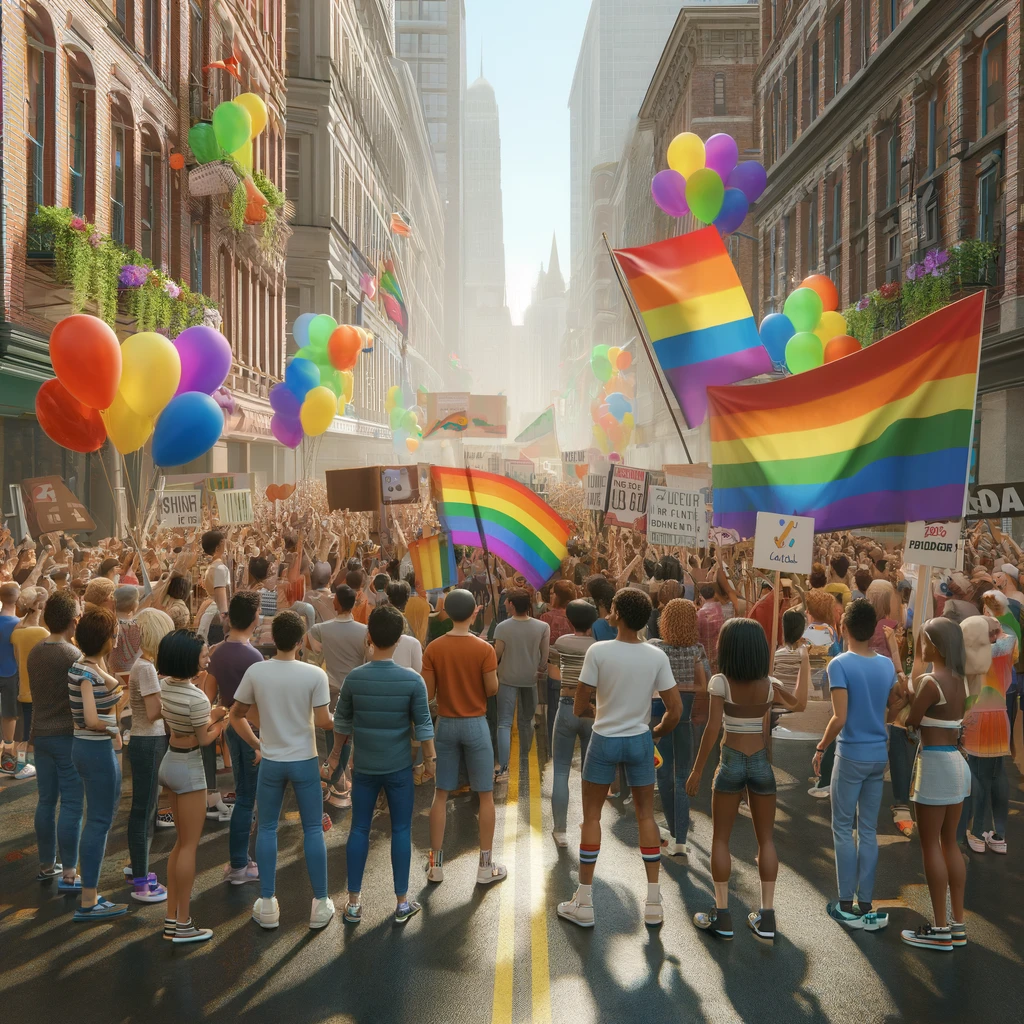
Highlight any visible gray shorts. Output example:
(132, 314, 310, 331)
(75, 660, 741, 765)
(0, 673, 18, 719)
(435, 716, 494, 792)
(159, 747, 207, 794)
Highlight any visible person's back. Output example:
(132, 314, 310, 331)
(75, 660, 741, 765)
(311, 616, 367, 691)
(584, 638, 673, 737)
(494, 615, 549, 688)
(828, 650, 896, 760)
(422, 629, 494, 718)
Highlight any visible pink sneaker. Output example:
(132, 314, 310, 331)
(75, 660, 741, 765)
(966, 831, 986, 854)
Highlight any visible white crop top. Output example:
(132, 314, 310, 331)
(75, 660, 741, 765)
(708, 674, 780, 734)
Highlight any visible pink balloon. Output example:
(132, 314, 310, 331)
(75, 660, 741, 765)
(651, 169, 689, 217)
(173, 325, 232, 395)
(271, 413, 303, 449)
(704, 133, 739, 178)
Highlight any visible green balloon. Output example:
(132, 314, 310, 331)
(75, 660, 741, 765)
(188, 122, 221, 164)
(785, 331, 824, 374)
(592, 356, 613, 382)
(686, 168, 725, 224)
(591, 344, 610, 362)
(212, 101, 252, 155)
(402, 410, 418, 432)
(389, 406, 406, 430)
(320, 368, 342, 397)
(783, 287, 824, 333)
(308, 314, 337, 350)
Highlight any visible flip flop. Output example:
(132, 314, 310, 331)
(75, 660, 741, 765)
(74, 898, 128, 921)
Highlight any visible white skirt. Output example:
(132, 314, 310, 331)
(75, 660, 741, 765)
(910, 747, 971, 806)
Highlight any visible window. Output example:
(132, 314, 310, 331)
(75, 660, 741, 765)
(189, 2, 204, 119)
(422, 1, 446, 20)
(927, 86, 949, 174)
(886, 123, 899, 206)
(810, 40, 819, 120)
(190, 219, 204, 293)
(885, 211, 901, 282)
(919, 183, 940, 249)
(419, 33, 446, 55)
(770, 0, 776, 38)
(768, 225, 777, 311)
(423, 92, 447, 117)
(67, 52, 94, 220)
(398, 32, 417, 55)
(851, 149, 869, 298)
(786, 63, 797, 146)
(831, 14, 843, 98)
(285, 4, 300, 73)
(826, 175, 842, 287)
(979, 163, 1000, 243)
(881, 0, 898, 39)
(783, 211, 794, 284)
(421, 62, 446, 87)
(714, 74, 726, 116)
(805, 189, 819, 272)
(27, 36, 48, 220)
(140, 132, 159, 261)
(981, 27, 1006, 136)
(770, 82, 781, 162)
(111, 122, 126, 244)
(285, 135, 301, 222)
(116, 0, 133, 39)
(143, 0, 158, 69)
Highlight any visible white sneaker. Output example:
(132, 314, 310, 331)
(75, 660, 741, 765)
(252, 896, 280, 929)
(551, 831, 568, 848)
(476, 861, 508, 885)
(310, 896, 336, 929)
(662, 840, 688, 857)
(557, 895, 595, 928)
(808, 785, 831, 799)
(645, 899, 664, 926)
(426, 854, 444, 883)
(14, 762, 36, 780)
(217, 804, 234, 822)
(224, 861, 259, 885)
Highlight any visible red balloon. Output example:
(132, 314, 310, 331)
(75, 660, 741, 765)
(169, 152, 186, 170)
(327, 325, 361, 371)
(800, 274, 840, 313)
(35, 378, 107, 452)
(823, 335, 862, 363)
(49, 314, 122, 410)
(616, 350, 633, 370)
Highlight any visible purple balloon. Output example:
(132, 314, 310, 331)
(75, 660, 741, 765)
(269, 382, 302, 419)
(704, 133, 739, 178)
(271, 413, 303, 449)
(651, 169, 689, 217)
(714, 188, 750, 235)
(173, 325, 232, 396)
(726, 161, 768, 203)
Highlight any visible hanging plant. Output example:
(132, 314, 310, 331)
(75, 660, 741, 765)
(228, 180, 249, 231)
(252, 170, 284, 210)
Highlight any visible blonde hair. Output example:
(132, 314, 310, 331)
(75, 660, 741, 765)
(83, 577, 116, 609)
(136, 607, 175, 658)
(166, 601, 191, 629)
(16, 586, 47, 615)
(659, 598, 699, 647)
(865, 579, 896, 623)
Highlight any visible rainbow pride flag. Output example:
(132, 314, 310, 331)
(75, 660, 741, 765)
(431, 467, 569, 589)
(613, 227, 771, 427)
(379, 258, 408, 337)
(408, 532, 456, 592)
(708, 292, 985, 537)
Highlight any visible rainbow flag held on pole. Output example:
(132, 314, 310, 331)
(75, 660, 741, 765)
(613, 227, 771, 427)
(379, 258, 408, 337)
(708, 292, 985, 537)
(408, 532, 457, 592)
(431, 467, 569, 589)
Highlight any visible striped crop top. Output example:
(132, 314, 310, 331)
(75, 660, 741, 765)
(159, 678, 211, 736)
(708, 674, 781, 734)
(68, 662, 121, 741)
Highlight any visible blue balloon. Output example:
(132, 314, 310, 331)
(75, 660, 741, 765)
(285, 357, 320, 400)
(759, 313, 796, 366)
(714, 187, 750, 236)
(292, 312, 316, 349)
(606, 392, 632, 422)
(152, 392, 224, 468)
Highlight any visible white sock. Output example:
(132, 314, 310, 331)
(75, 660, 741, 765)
(576, 883, 593, 905)
(647, 882, 661, 903)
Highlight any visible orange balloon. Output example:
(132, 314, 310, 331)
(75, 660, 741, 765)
(49, 314, 122, 410)
(800, 274, 839, 313)
(243, 177, 268, 224)
(573, 463, 588, 480)
(823, 335, 862, 362)
(35, 378, 107, 452)
(616, 350, 633, 370)
(169, 152, 185, 170)
(327, 325, 361, 371)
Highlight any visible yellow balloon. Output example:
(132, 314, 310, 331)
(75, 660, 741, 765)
(119, 332, 180, 417)
(231, 140, 253, 175)
(341, 370, 354, 404)
(235, 93, 268, 139)
(406, 437, 420, 453)
(817, 310, 847, 342)
(299, 385, 337, 436)
(354, 327, 368, 347)
(100, 392, 154, 454)
(608, 346, 621, 365)
(667, 132, 705, 178)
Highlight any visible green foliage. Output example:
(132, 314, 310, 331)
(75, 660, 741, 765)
(902, 270, 950, 326)
(252, 170, 284, 209)
(842, 302, 874, 346)
(228, 181, 249, 231)
(947, 240, 1000, 287)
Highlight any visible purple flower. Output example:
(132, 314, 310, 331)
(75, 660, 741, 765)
(930, 266, 944, 278)
(927, 247, 949, 270)
(856, 296, 870, 311)
(87, 231, 102, 249)
(906, 262, 923, 281)
(163, 280, 182, 299)
(118, 264, 150, 289)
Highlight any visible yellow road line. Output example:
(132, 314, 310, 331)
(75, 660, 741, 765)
(491, 725, 519, 1024)
(528, 735, 551, 1024)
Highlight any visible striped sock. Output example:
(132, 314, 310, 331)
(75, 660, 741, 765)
(579, 844, 600, 866)
(641, 846, 661, 865)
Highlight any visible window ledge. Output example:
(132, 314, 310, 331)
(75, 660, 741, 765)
(963, 128, 1007, 162)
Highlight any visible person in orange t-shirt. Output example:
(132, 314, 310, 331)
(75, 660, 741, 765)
(421, 589, 506, 888)
(346, 570, 370, 625)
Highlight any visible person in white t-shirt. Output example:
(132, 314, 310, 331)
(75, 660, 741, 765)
(201, 530, 230, 645)
(557, 588, 681, 929)
(230, 611, 335, 932)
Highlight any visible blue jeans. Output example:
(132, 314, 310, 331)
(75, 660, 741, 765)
(71, 737, 122, 889)
(888, 725, 914, 806)
(496, 684, 537, 770)
(831, 756, 886, 902)
(546, 676, 560, 754)
(226, 726, 260, 869)
(651, 693, 695, 844)
(255, 757, 328, 899)
(347, 767, 415, 895)
(551, 698, 594, 832)
(33, 734, 83, 869)
(967, 754, 1008, 836)
(126, 734, 167, 878)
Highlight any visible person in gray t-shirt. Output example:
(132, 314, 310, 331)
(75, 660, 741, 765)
(492, 589, 550, 778)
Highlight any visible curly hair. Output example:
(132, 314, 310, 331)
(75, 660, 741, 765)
(865, 579, 897, 624)
(805, 588, 837, 624)
(83, 577, 116, 609)
(611, 587, 651, 631)
(657, 579, 681, 607)
(659, 598, 698, 647)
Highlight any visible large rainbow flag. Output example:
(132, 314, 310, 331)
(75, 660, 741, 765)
(431, 467, 569, 589)
(408, 532, 457, 592)
(613, 227, 771, 427)
(708, 292, 985, 537)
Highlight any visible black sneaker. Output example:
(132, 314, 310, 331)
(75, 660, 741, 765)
(694, 908, 733, 939)
(900, 924, 953, 952)
(748, 908, 776, 941)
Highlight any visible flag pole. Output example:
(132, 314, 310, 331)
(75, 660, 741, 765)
(602, 232, 692, 464)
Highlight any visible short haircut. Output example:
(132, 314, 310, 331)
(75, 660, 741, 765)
(698, 583, 716, 601)
(830, 555, 850, 578)
(345, 569, 365, 591)
(586, 575, 615, 612)
(157, 629, 206, 679)
(310, 561, 332, 589)
(83, 577, 115, 607)
(444, 588, 477, 623)
(271, 610, 306, 652)
(566, 598, 598, 631)
(550, 579, 576, 609)
(660, 598, 698, 647)
(843, 598, 877, 642)
(136, 607, 175, 658)
(506, 588, 532, 615)
(854, 569, 872, 594)
(43, 590, 77, 634)
(98, 557, 120, 577)
(658, 555, 683, 581)
(404, 571, 417, 590)
(75, 607, 118, 656)
(782, 608, 806, 645)
(368, 604, 405, 648)
(334, 584, 356, 612)
(114, 585, 139, 613)
(166, 602, 190, 629)
(611, 587, 651, 631)
(16, 586, 46, 615)
(875, 559, 888, 573)
(228, 591, 261, 630)
(717, 618, 770, 682)
(386, 580, 410, 611)
(248, 556, 270, 583)
(806, 588, 837, 624)
(346, 557, 363, 571)
(201, 530, 224, 556)
(808, 565, 827, 589)
(166, 575, 191, 602)
(373, 572, 389, 591)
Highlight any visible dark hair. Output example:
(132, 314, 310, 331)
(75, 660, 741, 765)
(368, 604, 405, 648)
(167, 575, 190, 602)
(98, 557, 120, 577)
(201, 530, 224, 556)
(809, 566, 827, 589)
(333, 584, 357, 612)
(658, 555, 683, 581)
(611, 588, 651, 631)
(830, 555, 850, 578)
(843, 598, 877, 642)
(346, 557, 363, 572)
(922, 616, 966, 677)
(718, 618, 770, 682)
(373, 573, 389, 592)
(566, 598, 598, 632)
(249, 556, 270, 583)
(404, 571, 417, 590)
(75, 607, 117, 656)
(444, 588, 477, 623)
(875, 559, 888, 573)
(506, 588, 532, 615)
(228, 591, 261, 630)
(345, 569, 365, 591)
(386, 559, 401, 581)
(386, 580, 410, 611)
(586, 575, 615, 612)
(854, 569, 872, 593)
(156, 628, 206, 678)
(698, 583, 716, 601)
(643, 558, 658, 580)
(44, 590, 78, 634)
(782, 608, 806, 645)
(271, 610, 305, 652)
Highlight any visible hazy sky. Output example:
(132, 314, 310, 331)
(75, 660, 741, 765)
(465, 0, 592, 324)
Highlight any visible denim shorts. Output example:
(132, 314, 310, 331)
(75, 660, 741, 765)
(435, 716, 494, 793)
(712, 745, 776, 796)
(159, 748, 208, 795)
(582, 730, 655, 788)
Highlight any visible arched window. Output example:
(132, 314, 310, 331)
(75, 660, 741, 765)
(980, 25, 1007, 136)
(714, 73, 727, 116)
(66, 47, 96, 220)
(26, 4, 56, 226)
(115, 0, 135, 41)
(140, 124, 162, 262)
(110, 94, 135, 246)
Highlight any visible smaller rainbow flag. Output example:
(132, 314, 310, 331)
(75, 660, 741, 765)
(613, 227, 771, 427)
(432, 467, 569, 589)
(408, 533, 456, 592)
(379, 258, 408, 337)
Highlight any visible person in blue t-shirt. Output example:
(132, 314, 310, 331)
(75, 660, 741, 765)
(586, 576, 617, 641)
(813, 598, 905, 932)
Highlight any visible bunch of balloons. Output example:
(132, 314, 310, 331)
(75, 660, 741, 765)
(188, 94, 268, 174)
(589, 345, 635, 458)
(293, 312, 363, 403)
(36, 314, 228, 467)
(386, 386, 424, 454)
(650, 132, 767, 235)
(758, 274, 861, 374)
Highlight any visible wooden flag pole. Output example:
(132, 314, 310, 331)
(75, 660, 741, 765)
(769, 570, 782, 673)
(602, 232, 693, 464)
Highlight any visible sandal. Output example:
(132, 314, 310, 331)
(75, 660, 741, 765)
(74, 897, 128, 921)
(37, 863, 62, 881)
(343, 902, 362, 924)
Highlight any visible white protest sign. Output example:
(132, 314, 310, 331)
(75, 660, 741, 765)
(158, 490, 200, 528)
(604, 465, 649, 531)
(647, 486, 708, 547)
(214, 488, 254, 525)
(585, 465, 610, 511)
(904, 519, 962, 569)
(561, 449, 587, 464)
(752, 512, 815, 574)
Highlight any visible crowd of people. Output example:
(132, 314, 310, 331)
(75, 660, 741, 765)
(0, 505, 1019, 952)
